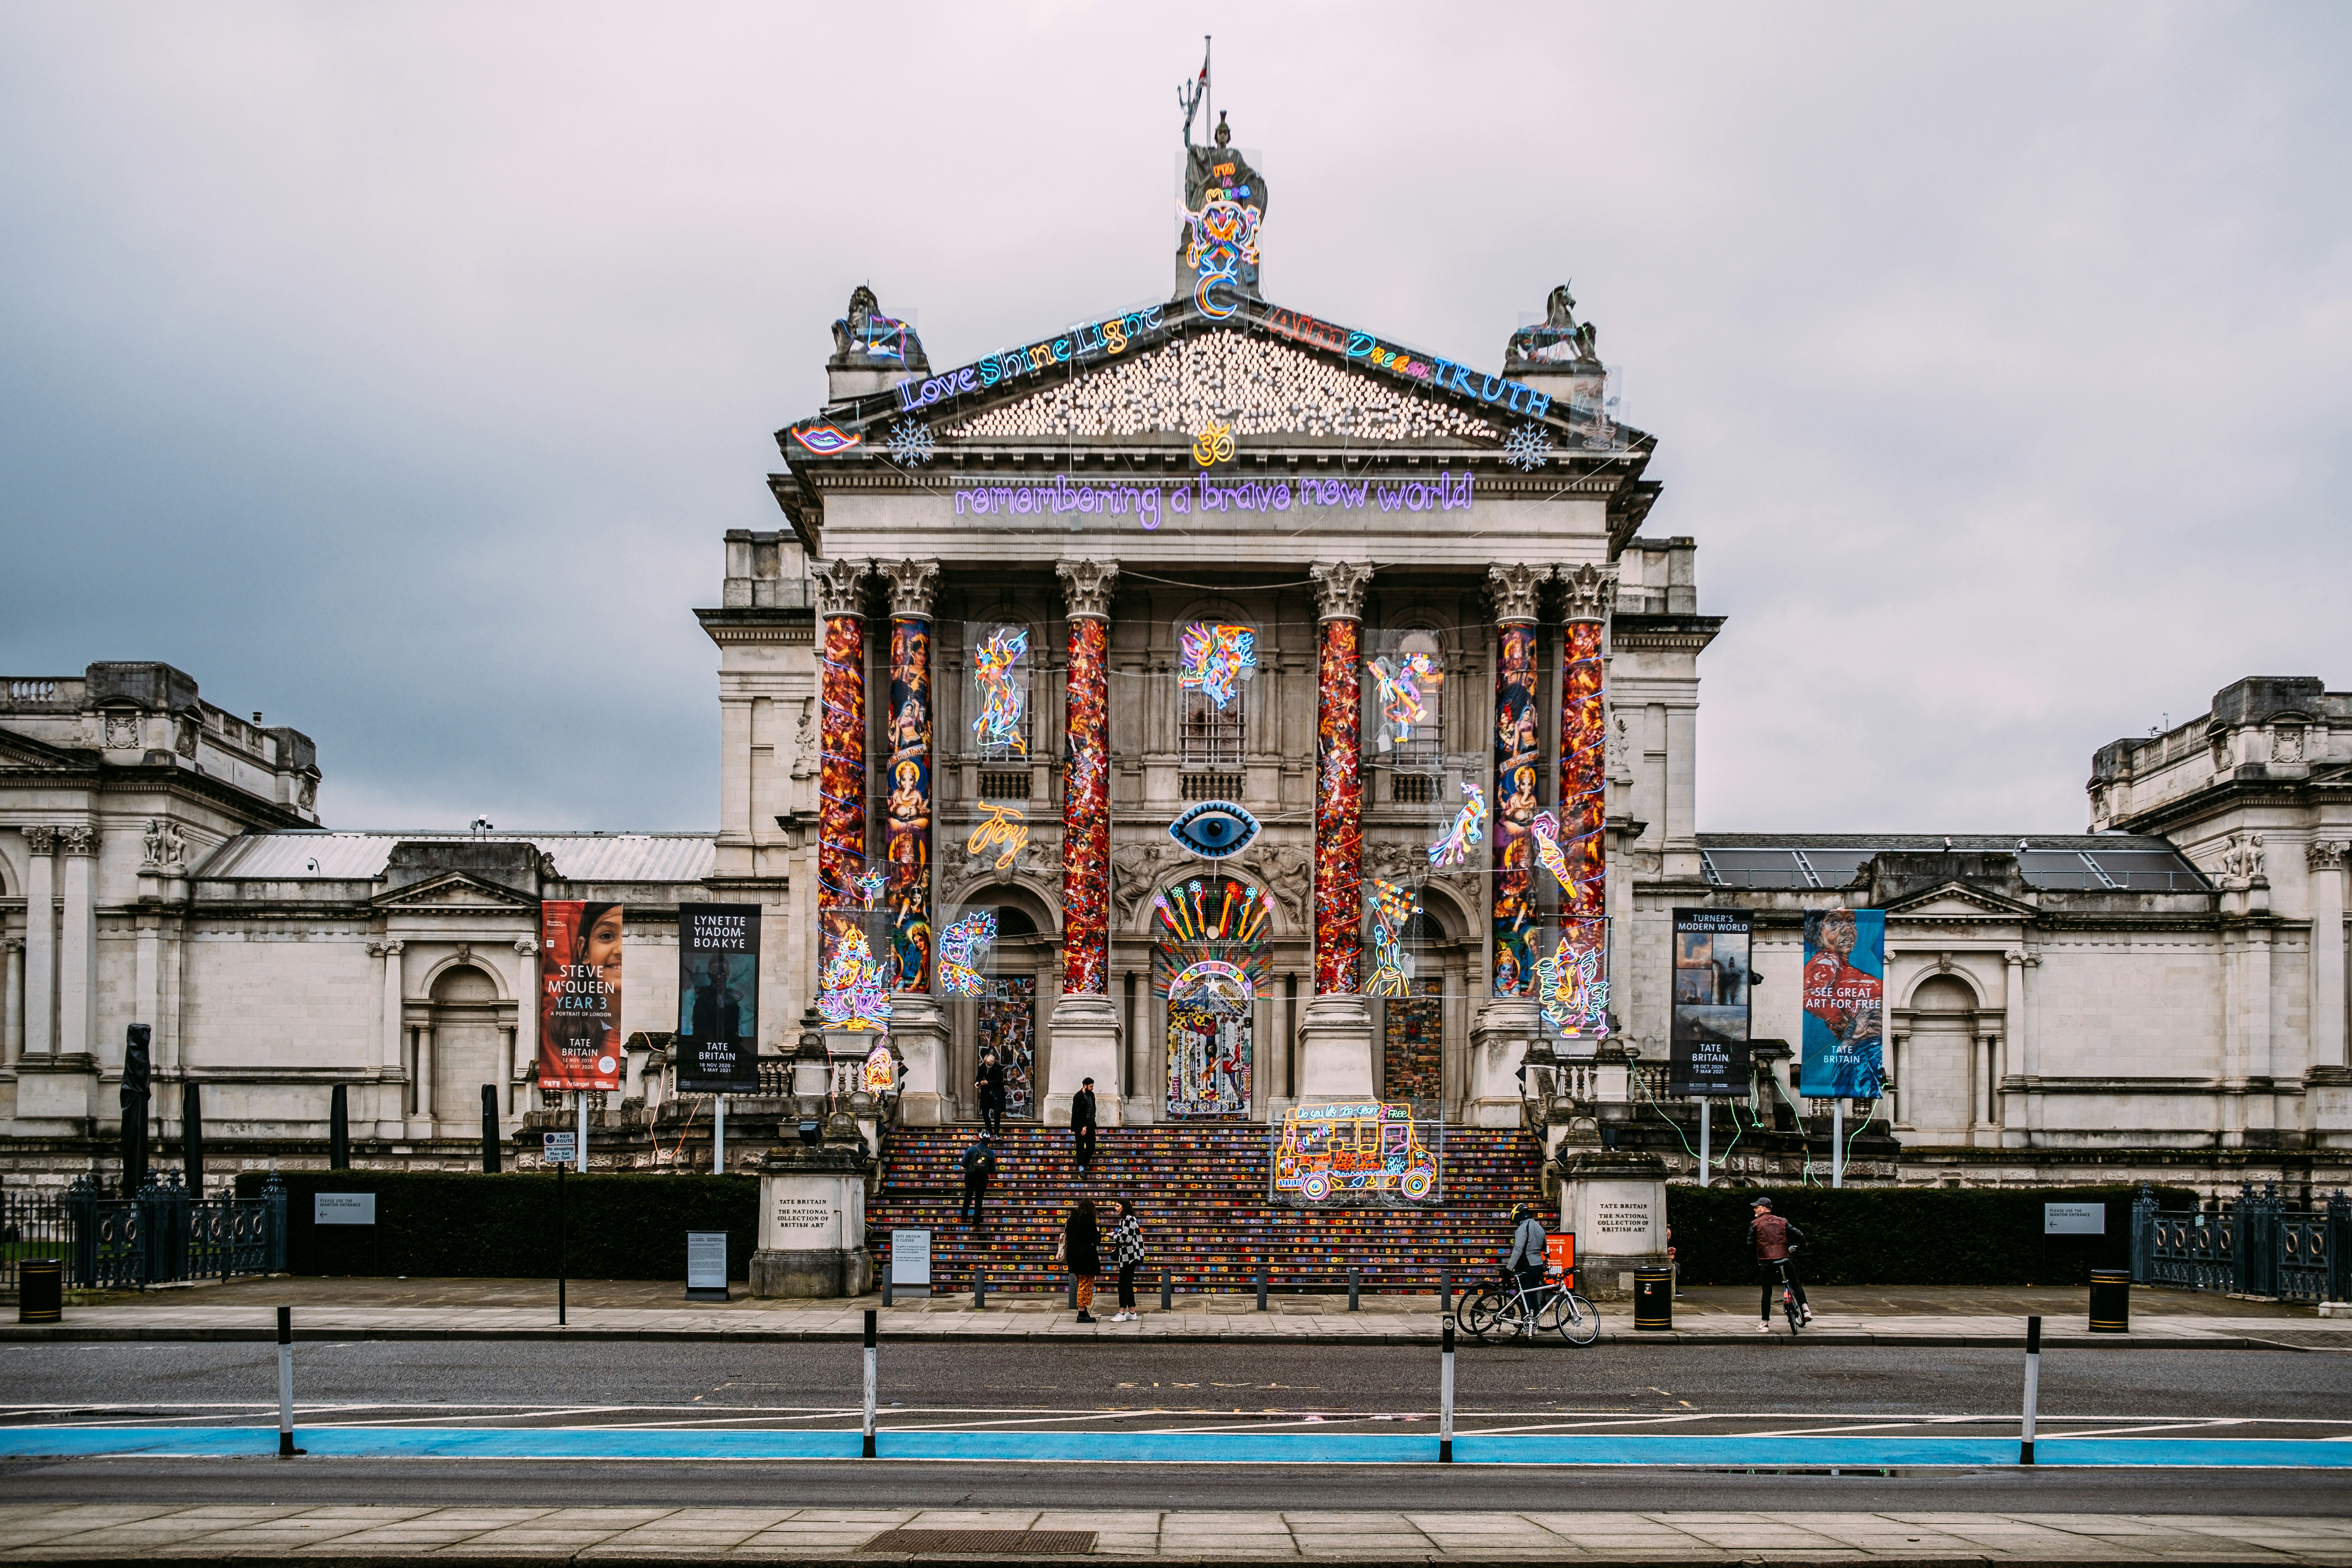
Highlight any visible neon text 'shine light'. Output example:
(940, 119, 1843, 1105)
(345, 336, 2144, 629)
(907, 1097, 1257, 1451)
(894, 307, 1171, 413)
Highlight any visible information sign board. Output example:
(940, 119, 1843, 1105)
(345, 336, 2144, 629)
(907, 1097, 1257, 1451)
(686, 1231, 730, 1300)
(2044, 1202, 2105, 1235)
(891, 1228, 933, 1290)
(542, 1131, 577, 1162)
(314, 1193, 376, 1226)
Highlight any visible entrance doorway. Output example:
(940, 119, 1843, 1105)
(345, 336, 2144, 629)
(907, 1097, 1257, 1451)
(1167, 1002, 1249, 1118)
(978, 974, 1036, 1119)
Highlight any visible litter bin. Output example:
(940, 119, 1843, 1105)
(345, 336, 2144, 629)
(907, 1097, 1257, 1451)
(1632, 1267, 1674, 1331)
(2088, 1268, 2130, 1333)
(18, 1259, 61, 1324)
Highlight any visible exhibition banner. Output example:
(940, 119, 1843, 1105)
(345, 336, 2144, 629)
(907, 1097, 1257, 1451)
(676, 903, 761, 1094)
(537, 900, 623, 1091)
(1800, 907, 1885, 1098)
(1669, 908, 1753, 1097)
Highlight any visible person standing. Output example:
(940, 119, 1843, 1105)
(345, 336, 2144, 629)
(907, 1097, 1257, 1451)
(1057, 1197, 1102, 1324)
(1746, 1195, 1811, 1330)
(1070, 1076, 1098, 1170)
(1503, 1202, 1549, 1316)
(975, 1049, 1006, 1137)
(958, 1133, 997, 1225)
(1106, 1198, 1145, 1321)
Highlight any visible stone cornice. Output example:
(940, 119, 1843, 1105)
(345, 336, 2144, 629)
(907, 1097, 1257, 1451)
(694, 607, 815, 648)
(1609, 613, 1726, 652)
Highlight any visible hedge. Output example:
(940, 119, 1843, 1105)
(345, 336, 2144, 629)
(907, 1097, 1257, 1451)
(235, 1170, 760, 1281)
(1661, 1184, 2197, 1288)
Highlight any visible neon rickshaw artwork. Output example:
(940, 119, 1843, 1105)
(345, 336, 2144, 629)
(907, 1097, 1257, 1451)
(1272, 1101, 1441, 1207)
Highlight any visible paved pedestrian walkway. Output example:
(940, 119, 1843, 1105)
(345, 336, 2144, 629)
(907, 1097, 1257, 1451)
(0, 1503, 2347, 1562)
(10, 1277, 2343, 1348)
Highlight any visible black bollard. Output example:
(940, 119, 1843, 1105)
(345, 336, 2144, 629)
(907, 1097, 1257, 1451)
(1161, 1272, 1173, 1312)
(480, 1084, 501, 1173)
(1439, 1266, 1452, 1320)
(974, 1269, 987, 1309)
(328, 1084, 350, 1171)
(181, 1081, 206, 1197)
(1348, 1267, 1361, 1312)
(1257, 1268, 1267, 1311)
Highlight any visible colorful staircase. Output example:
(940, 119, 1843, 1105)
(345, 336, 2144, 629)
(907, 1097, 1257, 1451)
(868, 1123, 1545, 1294)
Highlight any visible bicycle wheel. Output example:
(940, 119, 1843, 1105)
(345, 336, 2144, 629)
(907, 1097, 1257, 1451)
(1562, 1292, 1600, 1346)
(1783, 1291, 1802, 1335)
(1460, 1287, 1507, 1341)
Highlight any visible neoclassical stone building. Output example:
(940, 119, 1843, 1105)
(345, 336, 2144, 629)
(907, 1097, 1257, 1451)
(2, 133, 2344, 1196)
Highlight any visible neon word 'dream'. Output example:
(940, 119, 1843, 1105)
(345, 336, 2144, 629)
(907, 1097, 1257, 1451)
(952, 471, 1475, 525)
(1253, 303, 1557, 421)
(895, 306, 1169, 413)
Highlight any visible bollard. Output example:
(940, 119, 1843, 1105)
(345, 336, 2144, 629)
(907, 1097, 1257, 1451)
(17, 1259, 61, 1325)
(275, 1306, 302, 1458)
(1439, 1318, 1455, 1464)
(972, 1269, 986, 1309)
(1161, 1272, 1173, 1312)
(2020, 1315, 2042, 1465)
(1256, 1268, 1267, 1312)
(1439, 1266, 1451, 1321)
(883, 1272, 893, 1308)
(1348, 1268, 1360, 1312)
(862, 1309, 878, 1459)
(2088, 1270, 2130, 1334)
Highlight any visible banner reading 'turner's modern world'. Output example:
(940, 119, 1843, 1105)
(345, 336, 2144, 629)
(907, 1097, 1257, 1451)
(1670, 908, 1752, 1098)
(537, 900, 623, 1092)
(676, 903, 760, 1095)
(1801, 907, 1885, 1099)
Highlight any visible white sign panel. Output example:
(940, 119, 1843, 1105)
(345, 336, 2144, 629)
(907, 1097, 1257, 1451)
(686, 1231, 729, 1291)
(542, 1131, 576, 1161)
(891, 1228, 933, 1287)
(314, 1193, 376, 1226)
(2045, 1202, 2105, 1235)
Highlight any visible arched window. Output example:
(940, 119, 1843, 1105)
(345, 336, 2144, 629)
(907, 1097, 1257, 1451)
(967, 623, 1033, 763)
(1177, 619, 1255, 771)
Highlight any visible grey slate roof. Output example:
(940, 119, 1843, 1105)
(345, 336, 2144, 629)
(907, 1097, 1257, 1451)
(1694, 833, 2206, 893)
(194, 831, 716, 884)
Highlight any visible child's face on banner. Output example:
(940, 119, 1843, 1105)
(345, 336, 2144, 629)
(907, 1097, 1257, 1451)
(585, 907, 624, 972)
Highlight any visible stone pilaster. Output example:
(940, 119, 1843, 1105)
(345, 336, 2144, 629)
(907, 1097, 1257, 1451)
(2311, 841, 2347, 1073)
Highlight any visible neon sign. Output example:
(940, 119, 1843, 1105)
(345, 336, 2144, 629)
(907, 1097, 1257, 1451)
(971, 627, 1029, 755)
(1254, 304, 1559, 420)
(951, 471, 1474, 522)
(893, 306, 1169, 413)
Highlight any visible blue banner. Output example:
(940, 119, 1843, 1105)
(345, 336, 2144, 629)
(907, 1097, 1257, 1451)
(1801, 908, 1884, 1098)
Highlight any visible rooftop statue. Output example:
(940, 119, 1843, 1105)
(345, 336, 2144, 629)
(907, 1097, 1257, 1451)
(1505, 283, 1601, 371)
(829, 284, 929, 373)
(1176, 112, 1268, 316)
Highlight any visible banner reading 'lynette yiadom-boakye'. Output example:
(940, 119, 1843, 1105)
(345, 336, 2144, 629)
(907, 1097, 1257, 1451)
(1800, 907, 1885, 1098)
(538, 900, 623, 1091)
(675, 903, 760, 1094)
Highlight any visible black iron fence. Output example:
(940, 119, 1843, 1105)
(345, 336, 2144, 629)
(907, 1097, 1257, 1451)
(2132, 1181, 2348, 1304)
(1, 1175, 286, 1293)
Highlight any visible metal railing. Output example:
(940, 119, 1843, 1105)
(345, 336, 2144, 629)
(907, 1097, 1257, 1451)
(61, 1173, 286, 1290)
(0, 1188, 73, 1295)
(2132, 1182, 2348, 1303)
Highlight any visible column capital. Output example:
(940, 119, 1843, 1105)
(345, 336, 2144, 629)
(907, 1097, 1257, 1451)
(59, 826, 96, 858)
(1557, 562, 1619, 623)
(1487, 563, 1546, 624)
(879, 558, 942, 619)
(1055, 559, 1121, 620)
(810, 558, 872, 619)
(20, 826, 57, 856)
(2308, 839, 2347, 871)
(1309, 560, 1375, 622)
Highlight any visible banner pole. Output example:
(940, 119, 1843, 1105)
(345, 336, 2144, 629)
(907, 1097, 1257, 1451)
(1698, 1098, 1711, 1183)
(714, 1094, 726, 1174)
(1833, 1098, 1845, 1188)
(576, 1089, 588, 1173)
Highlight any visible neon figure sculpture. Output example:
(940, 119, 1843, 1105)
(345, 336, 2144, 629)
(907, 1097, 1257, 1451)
(1530, 809, 1577, 896)
(852, 867, 885, 910)
(1537, 933, 1610, 1039)
(818, 925, 892, 1031)
(1369, 651, 1442, 751)
(1426, 782, 1488, 868)
(970, 626, 1030, 757)
(1183, 198, 1262, 320)
(862, 1041, 897, 1095)
(1178, 623, 1256, 711)
(1365, 877, 1419, 998)
(937, 910, 997, 998)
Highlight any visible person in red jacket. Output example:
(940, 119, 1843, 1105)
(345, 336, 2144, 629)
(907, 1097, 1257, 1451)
(1746, 1196, 1812, 1331)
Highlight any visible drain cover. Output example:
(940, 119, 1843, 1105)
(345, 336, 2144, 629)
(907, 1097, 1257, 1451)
(861, 1528, 1097, 1556)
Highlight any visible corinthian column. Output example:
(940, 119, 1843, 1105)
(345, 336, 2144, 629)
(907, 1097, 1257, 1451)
(2311, 840, 2347, 1072)
(812, 558, 873, 1035)
(20, 829, 55, 1059)
(1553, 563, 1615, 1038)
(1045, 559, 1122, 1126)
(1469, 563, 1546, 1126)
(1297, 560, 1377, 1100)
(57, 826, 97, 1064)
(879, 558, 949, 1125)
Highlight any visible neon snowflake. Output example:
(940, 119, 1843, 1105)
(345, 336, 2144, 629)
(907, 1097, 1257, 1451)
(1501, 422, 1553, 472)
(885, 417, 936, 466)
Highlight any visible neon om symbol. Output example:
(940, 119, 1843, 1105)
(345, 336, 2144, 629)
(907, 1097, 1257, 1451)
(1191, 421, 1236, 467)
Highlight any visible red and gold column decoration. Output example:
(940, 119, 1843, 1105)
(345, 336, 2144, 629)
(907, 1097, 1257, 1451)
(812, 559, 871, 988)
(880, 559, 940, 993)
(1556, 564, 1615, 925)
(1310, 561, 1374, 996)
(1056, 560, 1119, 997)
(1487, 564, 1547, 996)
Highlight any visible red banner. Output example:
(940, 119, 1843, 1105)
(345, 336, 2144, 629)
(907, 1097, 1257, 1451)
(538, 900, 622, 1090)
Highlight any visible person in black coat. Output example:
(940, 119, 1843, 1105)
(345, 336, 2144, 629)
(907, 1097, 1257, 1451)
(975, 1049, 1006, 1136)
(958, 1133, 997, 1225)
(1070, 1077, 1098, 1169)
(1058, 1197, 1102, 1323)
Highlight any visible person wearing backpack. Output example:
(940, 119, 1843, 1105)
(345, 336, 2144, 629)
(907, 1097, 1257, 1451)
(959, 1133, 997, 1225)
(1746, 1195, 1813, 1330)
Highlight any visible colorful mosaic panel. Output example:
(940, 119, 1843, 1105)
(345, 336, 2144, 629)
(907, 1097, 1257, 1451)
(1314, 615, 1364, 995)
(885, 615, 933, 991)
(1382, 977, 1444, 1106)
(1167, 1003, 1251, 1118)
(979, 972, 1037, 1119)
(1060, 614, 1111, 995)
(818, 613, 868, 1002)
(1491, 622, 1540, 995)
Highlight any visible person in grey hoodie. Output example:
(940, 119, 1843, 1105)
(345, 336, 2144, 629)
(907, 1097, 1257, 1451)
(1504, 1202, 1550, 1309)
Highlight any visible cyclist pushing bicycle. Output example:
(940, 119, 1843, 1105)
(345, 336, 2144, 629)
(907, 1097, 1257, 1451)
(1747, 1195, 1813, 1331)
(1460, 1202, 1597, 1344)
(1504, 1202, 1549, 1302)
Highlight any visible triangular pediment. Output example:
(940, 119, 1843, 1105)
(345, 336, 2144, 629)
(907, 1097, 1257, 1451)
(0, 729, 95, 771)
(1886, 881, 2037, 919)
(939, 327, 1507, 445)
(373, 870, 536, 910)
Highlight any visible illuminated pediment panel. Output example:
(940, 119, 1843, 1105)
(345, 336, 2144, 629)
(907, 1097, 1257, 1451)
(939, 330, 1505, 445)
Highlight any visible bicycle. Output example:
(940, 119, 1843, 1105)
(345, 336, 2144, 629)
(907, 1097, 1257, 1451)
(1459, 1267, 1598, 1346)
(1769, 1255, 1803, 1335)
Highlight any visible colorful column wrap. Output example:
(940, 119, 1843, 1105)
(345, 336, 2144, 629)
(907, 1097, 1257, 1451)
(884, 612, 933, 990)
(1057, 562, 1117, 995)
(1491, 620, 1541, 995)
(1557, 617, 1606, 924)
(817, 599, 868, 987)
(1313, 614, 1364, 995)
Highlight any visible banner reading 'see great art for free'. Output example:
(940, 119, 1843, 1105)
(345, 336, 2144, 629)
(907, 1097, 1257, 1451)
(676, 903, 760, 1095)
(1801, 907, 1885, 1099)
(538, 900, 623, 1092)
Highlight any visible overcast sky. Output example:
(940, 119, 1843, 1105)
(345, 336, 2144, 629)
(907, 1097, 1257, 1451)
(3, 3, 2346, 836)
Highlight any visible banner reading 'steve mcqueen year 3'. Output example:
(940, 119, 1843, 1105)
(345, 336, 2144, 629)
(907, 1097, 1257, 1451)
(538, 900, 623, 1091)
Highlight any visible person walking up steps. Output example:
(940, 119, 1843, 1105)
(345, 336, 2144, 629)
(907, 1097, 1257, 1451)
(1070, 1077, 1098, 1169)
(1106, 1197, 1145, 1321)
(958, 1132, 997, 1225)
(1746, 1195, 1812, 1331)
(1057, 1197, 1102, 1323)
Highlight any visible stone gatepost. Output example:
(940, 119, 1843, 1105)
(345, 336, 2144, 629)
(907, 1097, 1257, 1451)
(749, 1130, 873, 1299)
(1557, 1147, 1668, 1301)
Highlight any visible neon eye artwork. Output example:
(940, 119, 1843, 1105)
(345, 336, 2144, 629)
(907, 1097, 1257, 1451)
(1365, 877, 1419, 998)
(1168, 799, 1260, 860)
(791, 423, 862, 455)
(1178, 623, 1256, 710)
(1369, 652, 1443, 747)
(937, 910, 997, 997)
(970, 627, 1029, 756)
(1426, 782, 1488, 868)
(1536, 934, 1610, 1038)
